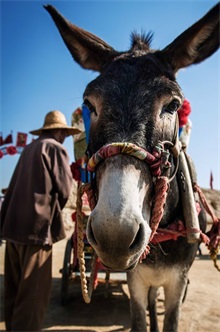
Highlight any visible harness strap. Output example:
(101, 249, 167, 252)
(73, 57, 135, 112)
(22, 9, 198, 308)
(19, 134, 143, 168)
(177, 151, 201, 243)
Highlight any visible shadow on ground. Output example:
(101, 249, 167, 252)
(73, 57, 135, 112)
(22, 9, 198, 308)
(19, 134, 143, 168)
(43, 276, 131, 331)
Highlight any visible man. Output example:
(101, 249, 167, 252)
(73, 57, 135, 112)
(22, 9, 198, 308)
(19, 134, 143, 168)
(0, 110, 81, 331)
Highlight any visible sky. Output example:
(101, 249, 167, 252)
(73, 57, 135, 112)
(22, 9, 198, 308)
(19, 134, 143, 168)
(0, 0, 219, 191)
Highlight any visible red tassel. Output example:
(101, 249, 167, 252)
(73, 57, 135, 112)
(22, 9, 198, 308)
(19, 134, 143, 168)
(177, 99, 191, 127)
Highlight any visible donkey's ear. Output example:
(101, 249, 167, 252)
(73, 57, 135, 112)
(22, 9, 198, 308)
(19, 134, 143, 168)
(161, 3, 219, 73)
(44, 5, 119, 72)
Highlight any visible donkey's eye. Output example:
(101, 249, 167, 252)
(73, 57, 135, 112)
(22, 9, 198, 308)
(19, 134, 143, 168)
(162, 100, 180, 115)
(83, 100, 97, 115)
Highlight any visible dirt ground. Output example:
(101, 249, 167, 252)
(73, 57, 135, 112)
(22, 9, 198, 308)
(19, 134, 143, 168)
(0, 231, 220, 332)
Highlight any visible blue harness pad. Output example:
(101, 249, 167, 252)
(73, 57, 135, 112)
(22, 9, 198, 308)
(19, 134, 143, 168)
(82, 104, 91, 144)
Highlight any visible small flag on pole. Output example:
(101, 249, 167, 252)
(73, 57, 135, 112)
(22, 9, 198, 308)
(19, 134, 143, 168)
(16, 132, 27, 147)
(210, 171, 213, 190)
(4, 133, 13, 145)
(0, 132, 13, 146)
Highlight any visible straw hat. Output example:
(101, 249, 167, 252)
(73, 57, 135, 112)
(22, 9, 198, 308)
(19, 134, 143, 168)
(29, 110, 81, 136)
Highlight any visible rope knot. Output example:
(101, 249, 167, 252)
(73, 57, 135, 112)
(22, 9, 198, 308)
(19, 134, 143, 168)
(150, 142, 171, 177)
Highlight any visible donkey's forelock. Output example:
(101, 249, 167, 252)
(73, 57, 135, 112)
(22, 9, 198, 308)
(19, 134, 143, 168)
(130, 31, 153, 52)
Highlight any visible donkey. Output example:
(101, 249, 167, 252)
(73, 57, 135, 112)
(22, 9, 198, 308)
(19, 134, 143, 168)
(44, 4, 219, 331)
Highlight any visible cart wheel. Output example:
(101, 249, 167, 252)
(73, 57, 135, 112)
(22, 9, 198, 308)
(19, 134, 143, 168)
(60, 238, 74, 305)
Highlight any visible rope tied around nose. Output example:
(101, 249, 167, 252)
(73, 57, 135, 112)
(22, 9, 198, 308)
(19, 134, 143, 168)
(87, 141, 172, 177)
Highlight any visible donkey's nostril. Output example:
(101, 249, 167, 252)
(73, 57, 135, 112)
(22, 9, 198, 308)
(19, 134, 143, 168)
(129, 224, 144, 251)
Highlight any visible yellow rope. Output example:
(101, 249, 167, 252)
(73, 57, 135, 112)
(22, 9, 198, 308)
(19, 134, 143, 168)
(209, 248, 220, 272)
(76, 183, 97, 303)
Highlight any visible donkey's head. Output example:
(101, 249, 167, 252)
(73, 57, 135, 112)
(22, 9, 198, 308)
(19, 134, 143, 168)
(45, 4, 219, 270)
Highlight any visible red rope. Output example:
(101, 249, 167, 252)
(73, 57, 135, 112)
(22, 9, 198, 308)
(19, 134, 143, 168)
(150, 224, 210, 245)
(149, 176, 169, 242)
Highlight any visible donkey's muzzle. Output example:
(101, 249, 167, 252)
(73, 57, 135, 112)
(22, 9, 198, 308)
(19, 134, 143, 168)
(86, 210, 151, 270)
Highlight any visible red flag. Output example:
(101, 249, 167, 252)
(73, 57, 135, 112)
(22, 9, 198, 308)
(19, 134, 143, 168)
(16, 132, 27, 147)
(210, 171, 213, 190)
(3, 133, 13, 145)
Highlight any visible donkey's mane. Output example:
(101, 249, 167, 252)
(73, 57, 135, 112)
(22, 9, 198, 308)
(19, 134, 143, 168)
(130, 31, 153, 51)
